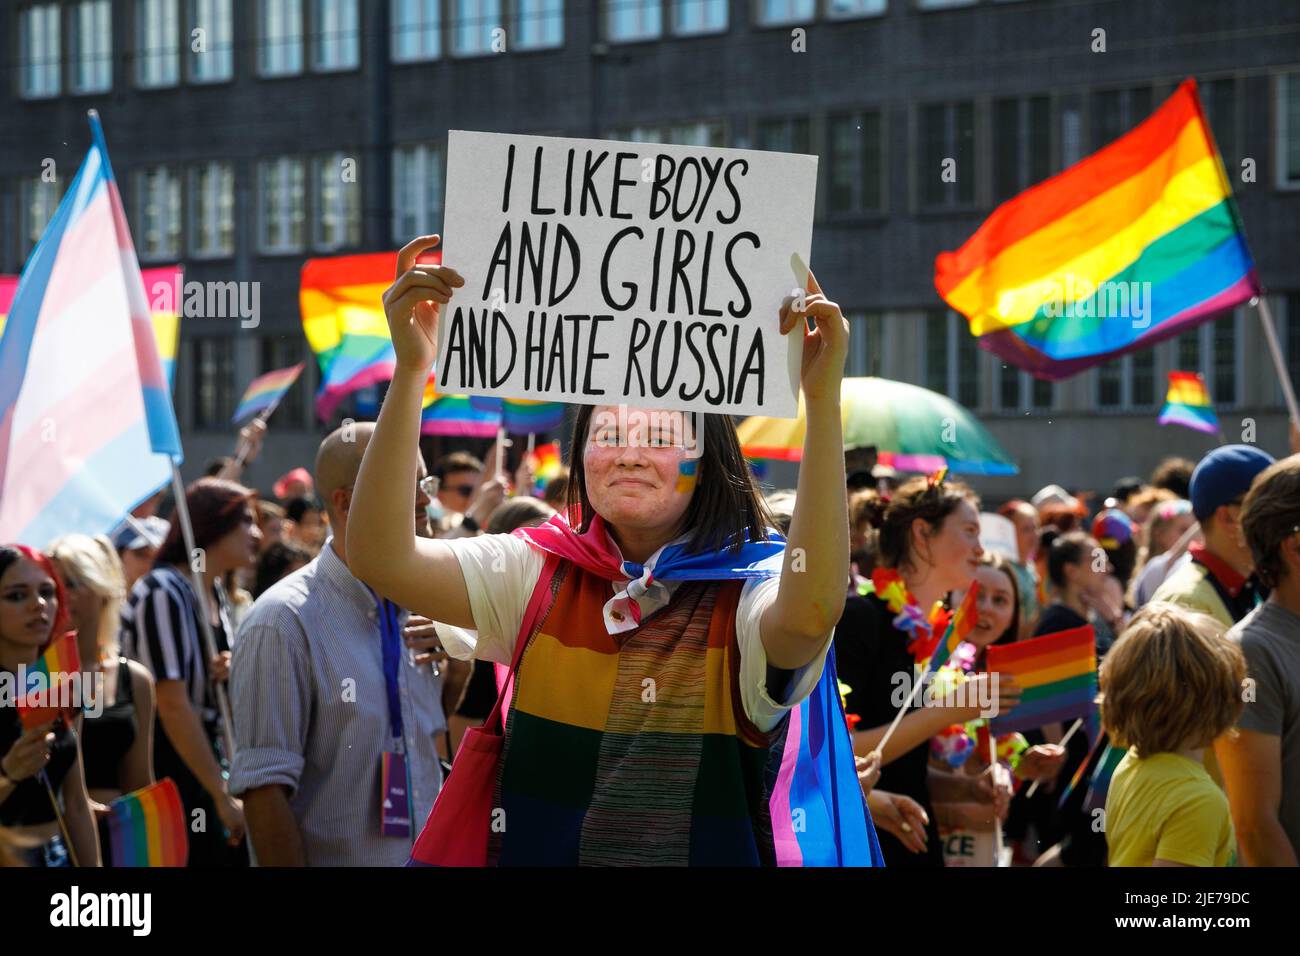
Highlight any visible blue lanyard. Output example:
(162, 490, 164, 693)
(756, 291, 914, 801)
(369, 591, 405, 744)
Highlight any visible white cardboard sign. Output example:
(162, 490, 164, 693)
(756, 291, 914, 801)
(436, 130, 817, 418)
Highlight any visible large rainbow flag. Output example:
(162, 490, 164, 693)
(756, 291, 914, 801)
(17, 632, 81, 730)
(1158, 370, 1220, 434)
(3, 266, 180, 390)
(106, 778, 189, 867)
(986, 625, 1097, 735)
(0, 113, 183, 545)
(936, 79, 1258, 380)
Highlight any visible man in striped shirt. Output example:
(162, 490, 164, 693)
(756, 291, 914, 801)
(229, 424, 448, 866)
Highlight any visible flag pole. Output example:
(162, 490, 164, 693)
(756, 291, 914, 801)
(40, 769, 81, 867)
(1024, 716, 1084, 798)
(1254, 297, 1300, 426)
(168, 464, 237, 767)
(987, 722, 1004, 866)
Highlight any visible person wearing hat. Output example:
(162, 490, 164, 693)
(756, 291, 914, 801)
(274, 467, 314, 503)
(111, 517, 170, 592)
(1152, 444, 1276, 630)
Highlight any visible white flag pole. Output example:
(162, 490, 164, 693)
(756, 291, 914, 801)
(1254, 297, 1300, 426)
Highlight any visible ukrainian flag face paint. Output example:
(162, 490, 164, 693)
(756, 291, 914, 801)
(675, 458, 699, 494)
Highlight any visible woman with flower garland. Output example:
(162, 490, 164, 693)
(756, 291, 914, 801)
(835, 478, 1021, 866)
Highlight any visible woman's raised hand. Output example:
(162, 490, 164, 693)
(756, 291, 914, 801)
(382, 235, 465, 373)
(779, 267, 849, 406)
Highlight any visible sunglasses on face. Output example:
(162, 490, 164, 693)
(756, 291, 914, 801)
(446, 484, 476, 498)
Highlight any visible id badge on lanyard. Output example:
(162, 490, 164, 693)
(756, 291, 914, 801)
(374, 595, 413, 838)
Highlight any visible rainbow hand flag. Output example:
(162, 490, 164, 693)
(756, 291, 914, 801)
(420, 393, 501, 437)
(986, 625, 1097, 735)
(1158, 370, 1219, 435)
(469, 396, 567, 434)
(925, 580, 980, 673)
(528, 440, 563, 490)
(231, 362, 304, 424)
(107, 778, 189, 867)
(17, 632, 81, 730)
(936, 79, 1258, 380)
(0, 113, 182, 545)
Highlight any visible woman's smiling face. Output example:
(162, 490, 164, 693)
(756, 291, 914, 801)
(582, 406, 696, 540)
(969, 563, 1017, 649)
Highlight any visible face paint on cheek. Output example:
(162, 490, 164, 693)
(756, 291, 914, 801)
(675, 458, 698, 494)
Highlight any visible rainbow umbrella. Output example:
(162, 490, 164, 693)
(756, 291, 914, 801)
(738, 377, 1017, 475)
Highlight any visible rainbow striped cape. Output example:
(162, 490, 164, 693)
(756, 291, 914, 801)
(936, 79, 1257, 380)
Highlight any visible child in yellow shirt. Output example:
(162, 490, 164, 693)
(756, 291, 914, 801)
(1100, 603, 1246, 867)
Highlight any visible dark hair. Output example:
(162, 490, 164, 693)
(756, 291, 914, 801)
(1111, 476, 1145, 504)
(861, 475, 979, 571)
(1104, 539, 1138, 588)
(0, 544, 71, 646)
(996, 499, 1032, 521)
(285, 496, 323, 524)
(203, 456, 234, 477)
(1241, 455, 1300, 589)
(1150, 456, 1195, 500)
(540, 466, 569, 513)
(254, 541, 313, 598)
(486, 497, 555, 535)
(565, 407, 773, 555)
(156, 478, 257, 566)
(433, 451, 485, 480)
(257, 500, 286, 521)
(1047, 530, 1091, 589)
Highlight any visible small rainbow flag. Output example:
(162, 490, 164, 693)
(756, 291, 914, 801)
(17, 632, 81, 730)
(528, 440, 563, 490)
(986, 625, 1097, 735)
(1157, 370, 1219, 435)
(926, 580, 980, 672)
(936, 79, 1258, 380)
(469, 396, 567, 434)
(1082, 741, 1127, 814)
(106, 778, 189, 867)
(231, 362, 305, 424)
(420, 393, 500, 437)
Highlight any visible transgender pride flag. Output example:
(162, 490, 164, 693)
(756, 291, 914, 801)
(0, 112, 182, 545)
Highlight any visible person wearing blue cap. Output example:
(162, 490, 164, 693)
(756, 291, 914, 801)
(1152, 444, 1276, 631)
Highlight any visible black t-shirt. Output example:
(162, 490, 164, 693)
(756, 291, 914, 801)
(0, 669, 79, 827)
(1033, 603, 1089, 637)
(835, 593, 944, 867)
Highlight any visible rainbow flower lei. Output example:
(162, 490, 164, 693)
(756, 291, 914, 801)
(862, 567, 951, 663)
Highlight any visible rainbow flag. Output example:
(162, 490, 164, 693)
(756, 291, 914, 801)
(1082, 741, 1127, 814)
(17, 632, 81, 730)
(926, 580, 980, 673)
(528, 440, 563, 490)
(936, 79, 1258, 380)
(2, 268, 180, 389)
(0, 113, 182, 545)
(986, 625, 1097, 735)
(1158, 370, 1219, 434)
(469, 396, 567, 434)
(420, 393, 500, 437)
(106, 778, 189, 867)
(231, 362, 305, 424)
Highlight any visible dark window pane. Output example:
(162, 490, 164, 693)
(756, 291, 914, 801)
(1202, 78, 1237, 168)
(1028, 95, 1052, 186)
(861, 111, 882, 212)
(1092, 90, 1122, 151)
(925, 311, 948, 394)
(994, 98, 1020, 203)
(956, 324, 979, 408)
(1129, 86, 1152, 128)
(1177, 329, 1201, 373)
(999, 364, 1020, 409)
(1132, 350, 1155, 407)
(828, 115, 857, 211)
(1032, 377, 1053, 409)
(1213, 315, 1236, 404)
(922, 104, 946, 207)
(1287, 295, 1300, 394)
(955, 101, 975, 204)
(1098, 357, 1122, 407)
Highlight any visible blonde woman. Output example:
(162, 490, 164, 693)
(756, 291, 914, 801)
(47, 535, 156, 862)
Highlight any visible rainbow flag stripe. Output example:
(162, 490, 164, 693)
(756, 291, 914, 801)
(936, 79, 1258, 380)
(926, 581, 979, 673)
(986, 625, 1097, 735)
(231, 362, 304, 424)
(469, 396, 567, 434)
(1082, 742, 1128, 814)
(420, 394, 501, 437)
(530, 441, 563, 489)
(1158, 370, 1219, 434)
(107, 778, 189, 867)
(17, 632, 81, 730)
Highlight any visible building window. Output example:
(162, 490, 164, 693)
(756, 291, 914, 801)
(190, 161, 234, 257)
(188, 0, 234, 81)
(919, 101, 975, 209)
(257, 157, 306, 253)
(260, 0, 304, 76)
(261, 337, 308, 427)
(827, 0, 886, 17)
(137, 0, 180, 88)
(827, 111, 884, 215)
(193, 336, 235, 428)
(313, 0, 359, 70)
(452, 0, 501, 55)
(993, 95, 1051, 204)
(517, 0, 562, 49)
(1095, 351, 1160, 411)
(134, 166, 183, 261)
(1286, 294, 1300, 398)
(1277, 71, 1300, 189)
(606, 122, 725, 147)
(917, 0, 976, 8)
(607, 0, 661, 42)
(757, 0, 815, 25)
(1173, 315, 1240, 407)
(924, 310, 980, 407)
(392, 144, 442, 245)
(313, 153, 360, 251)
(846, 312, 884, 378)
(1090, 85, 1152, 153)
(70, 1, 113, 94)
(391, 0, 439, 61)
(995, 364, 1054, 413)
(20, 177, 63, 257)
(756, 117, 811, 154)
(672, 0, 726, 35)
(19, 4, 62, 99)
(1200, 76, 1239, 172)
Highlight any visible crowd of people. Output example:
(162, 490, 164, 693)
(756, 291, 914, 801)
(3, 237, 1299, 868)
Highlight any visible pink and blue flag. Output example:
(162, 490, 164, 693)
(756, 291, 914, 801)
(0, 112, 182, 545)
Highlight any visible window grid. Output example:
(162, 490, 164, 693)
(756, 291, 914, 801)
(137, 0, 181, 88)
(71, 1, 113, 94)
(20, 4, 62, 99)
(314, 153, 361, 251)
(194, 336, 235, 429)
(190, 161, 235, 258)
(258, 157, 307, 253)
(260, 0, 304, 76)
(313, 0, 360, 71)
(452, 0, 502, 56)
(260, 337, 308, 427)
(189, 0, 234, 82)
(919, 101, 975, 209)
(607, 0, 662, 42)
(391, 0, 440, 61)
(516, 0, 563, 49)
(756, 0, 815, 25)
(672, 0, 727, 35)
(135, 166, 183, 261)
(392, 144, 444, 245)
(20, 177, 64, 257)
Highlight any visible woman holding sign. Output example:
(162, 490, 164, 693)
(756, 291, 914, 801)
(349, 235, 875, 866)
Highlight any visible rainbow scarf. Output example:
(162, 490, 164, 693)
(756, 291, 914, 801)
(106, 778, 189, 866)
(513, 512, 883, 866)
